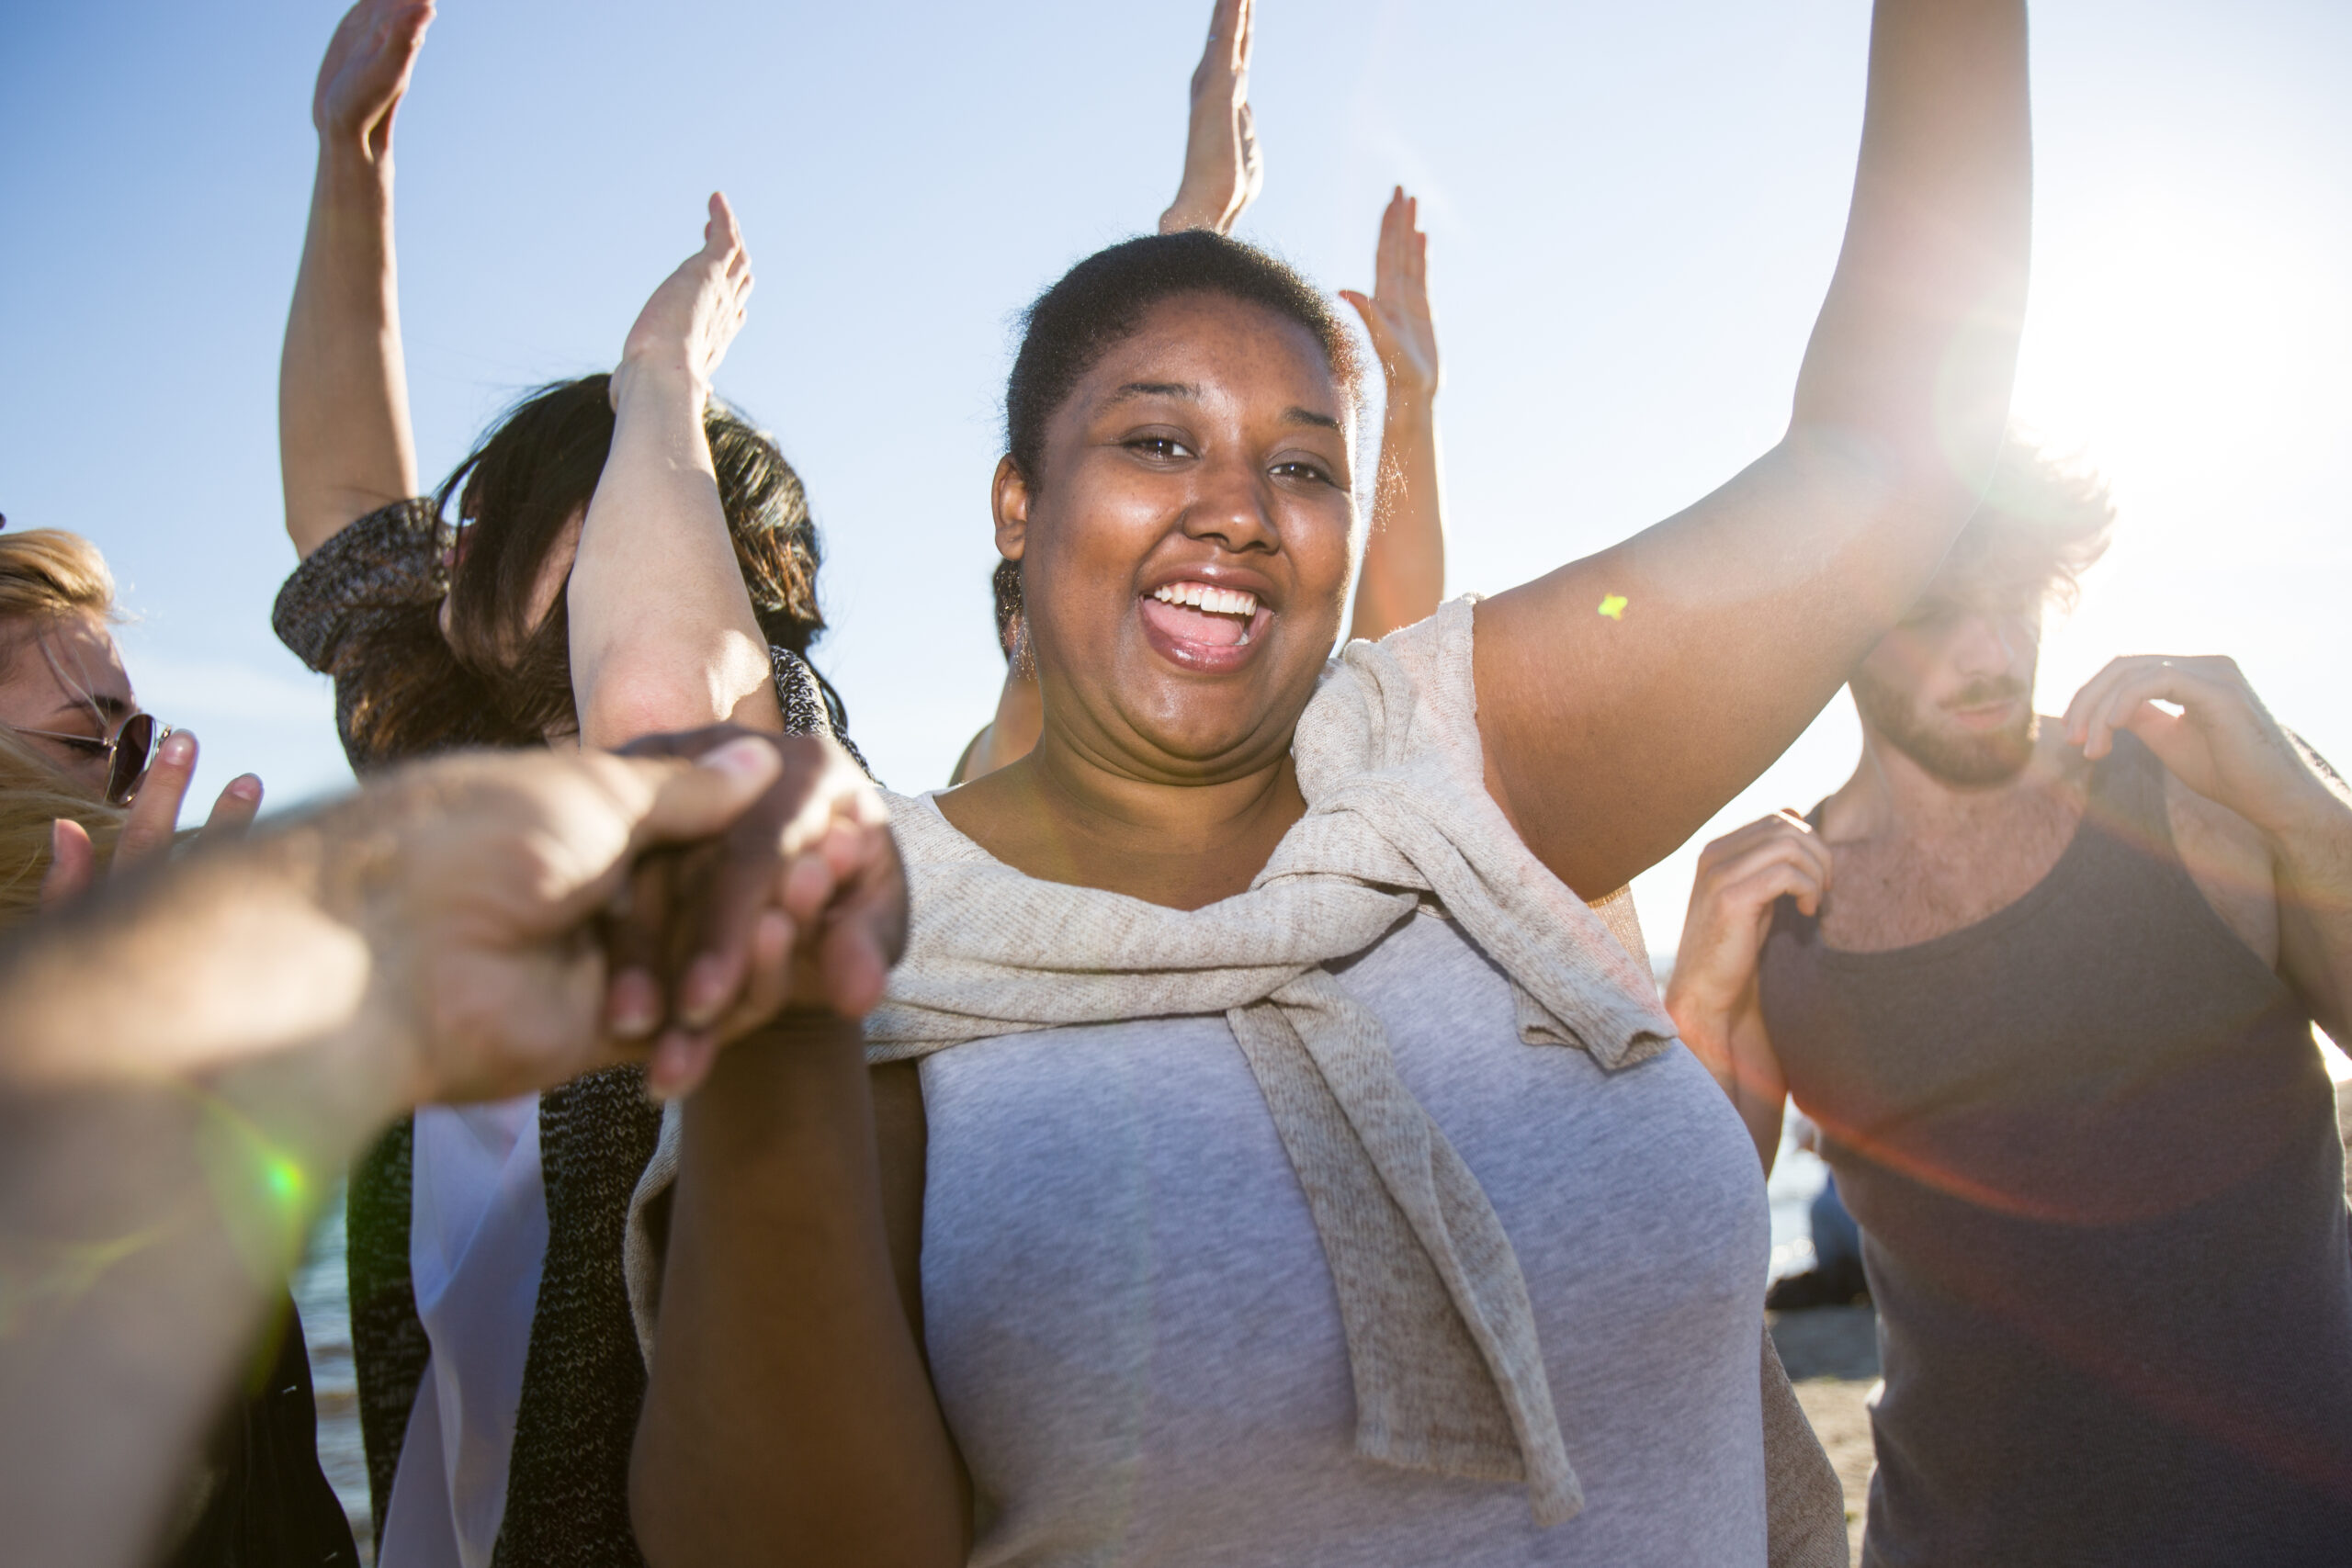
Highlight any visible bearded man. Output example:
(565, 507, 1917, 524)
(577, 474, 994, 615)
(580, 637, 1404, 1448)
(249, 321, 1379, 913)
(1667, 441, 2352, 1566)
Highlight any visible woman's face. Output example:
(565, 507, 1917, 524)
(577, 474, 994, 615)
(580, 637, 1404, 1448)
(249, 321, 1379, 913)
(0, 610, 138, 797)
(998, 292, 1358, 784)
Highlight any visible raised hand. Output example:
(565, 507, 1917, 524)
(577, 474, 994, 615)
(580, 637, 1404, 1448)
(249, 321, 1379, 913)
(1664, 810, 1830, 1165)
(312, 0, 435, 160)
(1159, 0, 1262, 235)
(1340, 187, 1441, 404)
(2064, 656, 2346, 840)
(614, 193, 755, 406)
(40, 730, 263, 909)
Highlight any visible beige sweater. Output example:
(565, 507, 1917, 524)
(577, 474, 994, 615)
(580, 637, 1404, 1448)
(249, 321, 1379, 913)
(630, 598, 1845, 1562)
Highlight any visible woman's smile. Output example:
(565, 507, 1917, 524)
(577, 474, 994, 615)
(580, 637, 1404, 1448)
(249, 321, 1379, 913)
(1138, 576, 1274, 671)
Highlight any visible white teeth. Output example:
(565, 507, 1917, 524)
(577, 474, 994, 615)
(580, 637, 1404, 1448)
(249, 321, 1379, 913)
(1152, 581, 1260, 618)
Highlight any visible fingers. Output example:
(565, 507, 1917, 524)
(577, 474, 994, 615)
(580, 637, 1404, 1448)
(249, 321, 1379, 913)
(39, 820, 96, 910)
(198, 774, 265, 843)
(114, 730, 198, 874)
(1691, 811, 1832, 910)
(2064, 656, 2238, 760)
(622, 735, 785, 853)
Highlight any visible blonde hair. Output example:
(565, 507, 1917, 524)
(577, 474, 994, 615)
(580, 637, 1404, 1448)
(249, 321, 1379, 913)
(1944, 435, 2116, 613)
(0, 527, 119, 626)
(0, 728, 125, 931)
(0, 529, 126, 930)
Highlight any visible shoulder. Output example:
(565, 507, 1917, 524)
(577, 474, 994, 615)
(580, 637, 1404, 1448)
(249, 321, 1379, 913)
(271, 498, 446, 670)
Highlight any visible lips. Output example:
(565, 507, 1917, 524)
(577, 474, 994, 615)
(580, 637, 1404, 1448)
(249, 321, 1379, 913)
(1137, 578, 1272, 670)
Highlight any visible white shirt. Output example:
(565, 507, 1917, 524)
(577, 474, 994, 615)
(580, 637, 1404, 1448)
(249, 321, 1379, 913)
(379, 1095, 548, 1568)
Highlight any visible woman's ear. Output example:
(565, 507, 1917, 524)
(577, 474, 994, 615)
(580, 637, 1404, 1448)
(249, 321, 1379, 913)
(991, 455, 1030, 564)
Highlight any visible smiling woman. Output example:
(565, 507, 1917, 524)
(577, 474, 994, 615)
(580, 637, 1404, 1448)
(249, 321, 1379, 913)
(626, 2, 2033, 1563)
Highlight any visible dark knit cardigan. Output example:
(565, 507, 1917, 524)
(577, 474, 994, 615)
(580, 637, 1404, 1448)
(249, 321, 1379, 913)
(276, 501, 862, 1563)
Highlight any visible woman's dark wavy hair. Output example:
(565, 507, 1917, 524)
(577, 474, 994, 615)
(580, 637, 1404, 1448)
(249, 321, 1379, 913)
(345, 374, 842, 761)
(992, 230, 1362, 651)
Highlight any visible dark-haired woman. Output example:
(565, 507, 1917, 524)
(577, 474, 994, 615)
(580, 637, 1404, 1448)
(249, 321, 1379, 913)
(273, 5, 851, 1564)
(629, 2, 2031, 1564)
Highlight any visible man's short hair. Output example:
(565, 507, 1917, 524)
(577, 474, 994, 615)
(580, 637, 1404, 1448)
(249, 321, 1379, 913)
(1942, 434, 2115, 612)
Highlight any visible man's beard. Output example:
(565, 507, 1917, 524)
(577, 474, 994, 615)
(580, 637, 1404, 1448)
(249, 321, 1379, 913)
(1851, 670, 2038, 786)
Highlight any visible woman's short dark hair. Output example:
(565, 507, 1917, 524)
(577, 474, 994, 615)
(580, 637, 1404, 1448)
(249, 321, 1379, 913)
(1003, 230, 1362, 489)
(346, 375, 842, 760)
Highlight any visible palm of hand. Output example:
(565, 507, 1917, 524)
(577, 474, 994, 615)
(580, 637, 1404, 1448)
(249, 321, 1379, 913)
(313, 0, 431, 150)
(618, 196, 752, 390)
(1341, 191, 1440, 400)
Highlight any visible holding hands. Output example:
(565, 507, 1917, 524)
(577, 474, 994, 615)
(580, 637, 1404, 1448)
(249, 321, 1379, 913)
(1160, 0, 1262, 235)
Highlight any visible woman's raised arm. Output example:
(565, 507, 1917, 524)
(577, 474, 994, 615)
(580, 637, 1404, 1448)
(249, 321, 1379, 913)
(566, 196, 783, 750)
(1340, 188, 1447, 643)
(278, 0, 431, 559)
(1474, 0, 2031, 899)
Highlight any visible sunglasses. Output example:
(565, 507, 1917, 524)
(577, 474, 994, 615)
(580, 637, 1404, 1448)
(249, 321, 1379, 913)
(11, 711, 171, 806)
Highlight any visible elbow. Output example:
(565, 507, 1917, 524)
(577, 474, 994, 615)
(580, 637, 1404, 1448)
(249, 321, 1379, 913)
(577, 660, 751, 751)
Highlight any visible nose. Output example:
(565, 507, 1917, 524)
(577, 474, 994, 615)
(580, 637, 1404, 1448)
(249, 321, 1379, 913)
(1179, 449, 1279, 555)
(1950, 612, 2021, 680)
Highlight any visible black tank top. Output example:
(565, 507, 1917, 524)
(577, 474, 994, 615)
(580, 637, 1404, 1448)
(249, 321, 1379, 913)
(1759, 732, 2352, 1566)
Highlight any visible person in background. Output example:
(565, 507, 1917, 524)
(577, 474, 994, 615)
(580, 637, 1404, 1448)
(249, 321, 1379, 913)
(1668, 439, 2352, 1563)
(0, 728, 901, 1568)
(954, 0, 1446, 784)
(627, 1, 2030, 1562)
(275, 2, 854, 1559)
(0, 526, 356, 1563)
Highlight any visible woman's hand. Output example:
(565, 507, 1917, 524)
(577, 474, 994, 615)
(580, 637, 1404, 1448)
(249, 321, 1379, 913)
(40, 731, 263, 909)
(608, 728, 907, 1100)
(1159, 0, 1262, 235)
(1664, 810, 1827, 1168)
(1340, 187, 1441, 405)
(613, 193, 755, 408)
(311, 0, 435, 161)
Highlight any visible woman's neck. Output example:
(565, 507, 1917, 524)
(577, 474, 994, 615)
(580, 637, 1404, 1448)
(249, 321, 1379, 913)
(936, 732, 1307, 911)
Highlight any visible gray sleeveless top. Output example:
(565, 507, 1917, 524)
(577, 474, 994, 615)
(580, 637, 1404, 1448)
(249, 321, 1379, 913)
(1759, 733, 2352, 1565)
(920, 907, 1772, 1566)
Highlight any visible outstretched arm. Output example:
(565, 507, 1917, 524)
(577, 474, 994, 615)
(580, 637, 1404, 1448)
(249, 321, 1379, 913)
(1340, 188, 1446, 643)
(1159, 0, 1262, 235)
(0, 737, 851, 1568)
(278, 0, 432, 559)
(1476, 0, 2032, 898)
(567, 196, 782, 750)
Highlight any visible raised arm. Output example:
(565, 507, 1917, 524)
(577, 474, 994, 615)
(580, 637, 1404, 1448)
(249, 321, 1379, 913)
(1159, 0, 1262, 235)
(1476, 0, 2032, 898)
(1340, 188, 1446, 643)
(278, 0, 431, 559)
(566, 196, 782, 750)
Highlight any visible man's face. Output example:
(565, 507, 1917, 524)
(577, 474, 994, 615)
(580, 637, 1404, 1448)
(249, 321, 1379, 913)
(1850, 578, 2043, 786)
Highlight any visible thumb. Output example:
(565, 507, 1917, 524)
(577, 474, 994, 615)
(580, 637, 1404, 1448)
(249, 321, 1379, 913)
(40, 819, 96, 909)
(622, 737, 785, 854)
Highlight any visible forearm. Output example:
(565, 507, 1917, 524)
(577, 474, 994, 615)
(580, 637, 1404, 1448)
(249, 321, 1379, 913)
(1350, 388, 1445, 643)
(280, 141, 420, 558)
(568, 370, 780, 749)
(632, 1020, 964, 1568)
(1792, 0, 2031, 499)
(0, 846, 401, 1568)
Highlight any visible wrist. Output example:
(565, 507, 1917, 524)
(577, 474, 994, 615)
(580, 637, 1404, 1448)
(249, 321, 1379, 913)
(316, 135, 394, 197)
(1382, 379, 1438, 419)
(1159, 196, 1233, 236)
(611, 353, 713, 413)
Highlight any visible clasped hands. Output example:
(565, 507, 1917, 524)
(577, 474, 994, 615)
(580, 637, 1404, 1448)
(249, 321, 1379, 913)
(316, 728, 902, 1111)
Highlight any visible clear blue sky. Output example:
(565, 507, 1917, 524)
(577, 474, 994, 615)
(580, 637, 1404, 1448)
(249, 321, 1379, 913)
(3, 0, 2346, 954)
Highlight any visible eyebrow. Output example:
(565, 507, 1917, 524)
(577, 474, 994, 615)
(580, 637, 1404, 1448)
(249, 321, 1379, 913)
(1106, 381, 1346, 433)
(47, 693, 128, 724)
